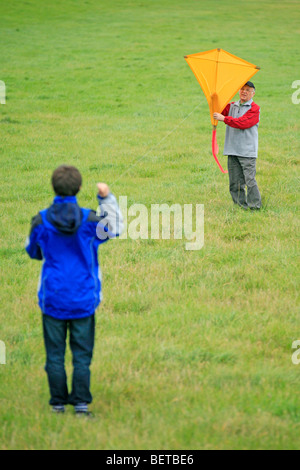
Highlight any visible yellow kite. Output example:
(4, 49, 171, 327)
(185, 48, 260, 173)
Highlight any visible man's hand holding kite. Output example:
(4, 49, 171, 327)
(213, 112, 225, 122)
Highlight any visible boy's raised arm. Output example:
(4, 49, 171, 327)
(95, 183, 124, 240)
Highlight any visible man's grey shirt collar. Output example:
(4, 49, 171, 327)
(234, 98, 253, 107)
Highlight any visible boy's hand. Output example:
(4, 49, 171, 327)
(97, 183, 110, 198)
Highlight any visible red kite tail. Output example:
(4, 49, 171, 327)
(212, 127, 228, 174)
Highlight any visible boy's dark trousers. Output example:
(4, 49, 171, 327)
(228, 156, 261, 209)
(42, 314, 95, 407)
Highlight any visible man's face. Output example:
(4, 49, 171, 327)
(239, 86, 255, 103)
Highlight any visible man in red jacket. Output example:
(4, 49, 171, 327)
(213, 81, 262, 210)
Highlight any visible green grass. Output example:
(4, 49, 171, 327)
(0, 0, 299, 450)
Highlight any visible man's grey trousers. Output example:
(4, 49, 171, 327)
(228, 156, 262, 210)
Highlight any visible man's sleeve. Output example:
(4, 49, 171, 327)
(221, 103, 232, 117)
(25, 213, 43, 260)
(224, 103, 260, 130)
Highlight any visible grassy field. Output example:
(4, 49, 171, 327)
(0, 0, 299, 450)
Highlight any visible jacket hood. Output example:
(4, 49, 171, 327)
(46, 196, 83, 234)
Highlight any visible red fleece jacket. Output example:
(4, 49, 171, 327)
(222, 102, 260, 129)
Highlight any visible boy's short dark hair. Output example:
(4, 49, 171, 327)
(52, 165, 82, 196)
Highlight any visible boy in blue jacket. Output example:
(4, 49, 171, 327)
(26, 165, 123, 415)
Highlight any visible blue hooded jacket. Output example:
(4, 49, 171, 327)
(26, 194, 123, 320)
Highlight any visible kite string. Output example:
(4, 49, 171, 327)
(110, 103, 202, 188)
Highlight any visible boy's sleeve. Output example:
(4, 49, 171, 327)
(25, 213, 44, 260)
(95, 193, 124, 241)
